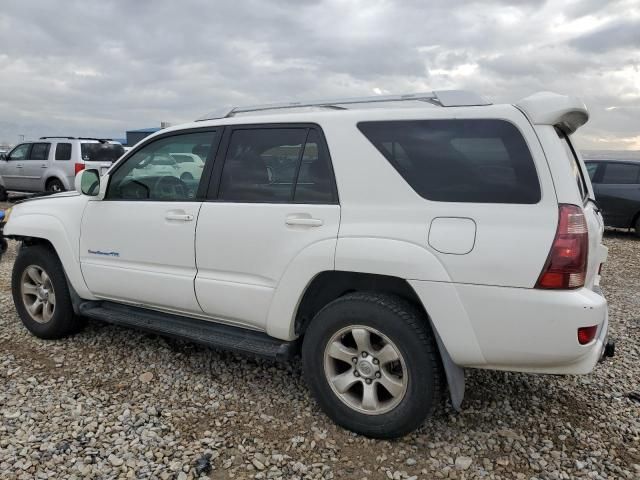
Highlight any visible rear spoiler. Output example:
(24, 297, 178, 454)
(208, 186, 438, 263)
(515, 92, 589, 135)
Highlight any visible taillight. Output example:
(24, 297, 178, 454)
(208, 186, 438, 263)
(74, 163, 85, 175)
(535, 204, 588, 289)
(577, 326, 597, 345)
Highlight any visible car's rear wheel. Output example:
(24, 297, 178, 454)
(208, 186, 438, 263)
(12, 244, 84, 339)
(302, 292, 442, 438)
(46, 178, 65, 193)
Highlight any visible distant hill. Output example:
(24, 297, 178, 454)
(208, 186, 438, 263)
(581, 150, 640, 161)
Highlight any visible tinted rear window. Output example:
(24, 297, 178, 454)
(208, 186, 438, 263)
(81, 143, 125, 163)
(358, 119, 540, 203)
(601, 163, 640, 184)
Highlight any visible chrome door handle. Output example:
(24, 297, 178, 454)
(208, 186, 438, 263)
(16, 165, 23, 169)
(41, 165, 48, 168)
(165, 213, 194, 222)
(286, 217, 323, 227)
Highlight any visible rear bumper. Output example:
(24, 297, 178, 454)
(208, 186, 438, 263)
(410, 280, 609, 375)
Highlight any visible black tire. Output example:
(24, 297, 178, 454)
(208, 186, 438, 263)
(46, 178, 65, 193)
(302, 292, 442, 439)
(0, 185, 8, 202)
(634, 216, 640, 239)
(12, 244, 84, 339)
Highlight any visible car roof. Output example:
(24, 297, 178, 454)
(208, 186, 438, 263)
(140, 90, 590, 145)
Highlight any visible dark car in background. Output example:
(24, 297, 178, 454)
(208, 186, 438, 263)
(585, 159, 640, 237)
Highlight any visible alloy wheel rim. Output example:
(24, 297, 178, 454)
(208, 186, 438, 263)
(323, 325, 408, 415)
(21, 265, 56, 324)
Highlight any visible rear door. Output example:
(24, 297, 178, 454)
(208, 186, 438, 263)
(22, 142, 51, 191)
(592, 162, 640, 228)
(195, 125, 339, 330)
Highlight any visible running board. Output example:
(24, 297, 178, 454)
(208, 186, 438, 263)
(78, 301, 297, 361)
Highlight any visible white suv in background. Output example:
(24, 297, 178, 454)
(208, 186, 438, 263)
(0, 137, 124, 194)
(3, 91, 612, 438)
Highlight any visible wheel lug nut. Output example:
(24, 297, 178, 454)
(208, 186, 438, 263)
(361, 352, 367, 358)
(372, 358, 379, 365)
(354, 371, 360, 377)
(375, 372, 381, 378)
(352, 357, 358, 363)
(365, 378, 372, 384)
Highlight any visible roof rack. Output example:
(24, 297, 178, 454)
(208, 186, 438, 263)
(39, 136, 114, 142)
(196, 90, 490, 121)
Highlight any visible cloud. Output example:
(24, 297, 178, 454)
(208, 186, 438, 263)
(0, 0, 638, 150)
(570, 19, 640, 53)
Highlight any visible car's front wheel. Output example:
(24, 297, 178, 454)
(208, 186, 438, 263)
(0, 184, 8, 201)
(12, 244, 84, 339)
(302, 292, 442, 438)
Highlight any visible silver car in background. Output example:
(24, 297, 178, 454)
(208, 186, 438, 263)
(0, 137, 124, 194)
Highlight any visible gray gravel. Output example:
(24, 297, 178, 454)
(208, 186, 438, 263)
(0, 227, 638, 479)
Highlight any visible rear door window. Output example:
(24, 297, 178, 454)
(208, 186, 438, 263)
(216, 127, 337, 204)
(29, 143, 51, 160)
(358, 119, 540, 203)
(601, 163, 640, 184)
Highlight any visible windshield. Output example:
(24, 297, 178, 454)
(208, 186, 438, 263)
(81, 143, 125, 163)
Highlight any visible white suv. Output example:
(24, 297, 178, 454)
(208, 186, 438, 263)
(2, 91, 612, 438)
(0, 137, 124, 194)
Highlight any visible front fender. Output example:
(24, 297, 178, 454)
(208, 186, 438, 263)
(4, 213, 95, 300)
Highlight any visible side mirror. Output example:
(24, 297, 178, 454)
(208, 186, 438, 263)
(75, 169, 101, 197)
(0, 153, 7, 161)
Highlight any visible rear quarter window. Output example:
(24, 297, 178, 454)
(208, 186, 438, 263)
(81, 143, 125, 163)
(358, 119, 540, 203)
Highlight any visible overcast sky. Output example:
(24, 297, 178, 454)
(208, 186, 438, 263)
(0, 0, 638, 150)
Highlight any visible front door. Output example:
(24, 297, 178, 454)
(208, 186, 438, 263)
(195, 126, 340, 330)
(0, 143, 32, 191)
(80, 129, 220, 315)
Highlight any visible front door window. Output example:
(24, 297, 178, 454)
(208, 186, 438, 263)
(107, 131, 217, 201)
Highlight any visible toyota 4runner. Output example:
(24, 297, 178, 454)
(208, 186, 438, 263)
(3, 90, 612, 438)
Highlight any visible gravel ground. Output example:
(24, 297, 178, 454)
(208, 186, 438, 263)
(0, 219, 638, 479)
